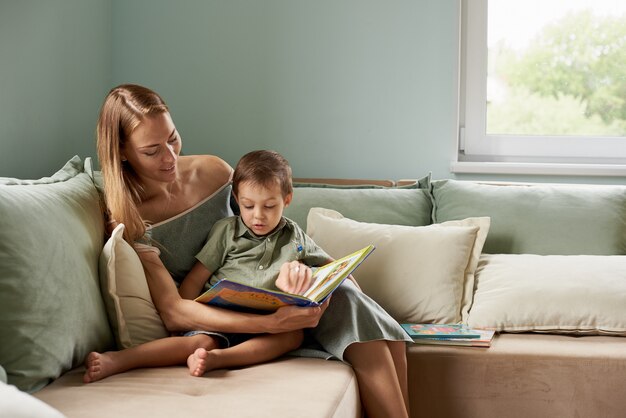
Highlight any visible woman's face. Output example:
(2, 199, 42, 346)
(122, 112, 182, 185)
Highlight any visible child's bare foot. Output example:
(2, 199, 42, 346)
(187, 348, 215, 377)
(83, 352, 117, 383)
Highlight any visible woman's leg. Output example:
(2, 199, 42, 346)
(344, 340, 409, 418)
(187, 330, 303, 376)
(84, 333, 219, 383)
(387, 340, 410, 415)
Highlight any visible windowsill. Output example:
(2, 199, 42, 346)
(451, 161, 626, 177)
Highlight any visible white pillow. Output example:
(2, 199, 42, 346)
(468, 254, 626, 335)
(0, 381, 66, 418)
(99, 224, 169, 348)
(306, 208, 490, 324)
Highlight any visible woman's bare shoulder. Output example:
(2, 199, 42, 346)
(182, 154, 233, 192)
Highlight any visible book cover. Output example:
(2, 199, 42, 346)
(195, 245, 375, 312)
(409, 329, 496, 347)
(401, 323, 482, 339)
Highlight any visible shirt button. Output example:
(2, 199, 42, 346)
(259, 265, 264, 270)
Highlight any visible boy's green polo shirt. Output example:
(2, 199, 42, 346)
(196, 216, 330, 291)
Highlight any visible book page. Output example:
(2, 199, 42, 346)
(303, 247, 372, 301)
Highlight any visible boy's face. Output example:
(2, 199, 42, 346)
(236, 180, 292, 237)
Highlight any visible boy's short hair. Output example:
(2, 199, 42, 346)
(232, 150, 293, 197)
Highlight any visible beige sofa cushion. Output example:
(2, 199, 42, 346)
(34, 357, 360, 418)
(307, 208, 490, 324)
(99, 223, 169, 348)
(468, 254, 626, 335)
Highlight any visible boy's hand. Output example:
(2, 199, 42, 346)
(275, 261, 313, 295)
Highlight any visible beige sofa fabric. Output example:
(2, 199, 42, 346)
(34, 357, 360, 418)
(407, 333, 626, 418)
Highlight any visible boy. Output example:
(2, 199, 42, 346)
(84, 150, 332, 382)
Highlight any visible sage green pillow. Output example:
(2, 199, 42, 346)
(432, 179, 626, 255)
(284, 175, 433, 230)
(0, 156, 114, 392)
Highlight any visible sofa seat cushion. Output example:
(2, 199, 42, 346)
(407, 333, 626, 418)
(33, 357, 360, 418)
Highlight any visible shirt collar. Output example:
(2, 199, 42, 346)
(235, 216, 290, 239)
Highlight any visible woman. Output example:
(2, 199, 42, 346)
(97, 84, 410, 418)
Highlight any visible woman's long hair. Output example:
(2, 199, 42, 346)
(96, 84, 169, 243)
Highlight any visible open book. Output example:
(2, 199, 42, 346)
(195, 245, 375, 312)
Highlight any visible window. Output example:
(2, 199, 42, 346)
(455, 0, 626, 176)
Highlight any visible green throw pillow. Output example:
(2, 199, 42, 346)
(0, 156, 114, 392)
(432, 179, 626, 255)
(284, 174, 433, 230)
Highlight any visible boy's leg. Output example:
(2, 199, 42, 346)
(84, 334, 219, 383)
(187, 330, 303, 376)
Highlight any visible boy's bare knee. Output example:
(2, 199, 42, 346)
(288, 329, 304, 350)
(191, 334, 220, 351)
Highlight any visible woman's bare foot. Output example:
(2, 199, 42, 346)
(83, 352, 119, 383)
(187, 348, 216, 377)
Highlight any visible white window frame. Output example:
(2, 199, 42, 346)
(453, 0, 626, 176)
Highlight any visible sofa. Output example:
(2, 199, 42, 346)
(1, 156, 625, 418)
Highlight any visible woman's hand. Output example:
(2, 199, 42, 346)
(266, 297, 331, 333)
(275, 261, 313, 295)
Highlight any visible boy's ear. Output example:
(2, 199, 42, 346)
(284, 192, 293, 207)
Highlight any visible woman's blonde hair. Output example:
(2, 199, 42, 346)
(96, 84, 169, 243)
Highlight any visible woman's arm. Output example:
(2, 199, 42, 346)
(138, 251, 327, 334)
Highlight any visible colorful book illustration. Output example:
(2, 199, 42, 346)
(401, 324, 496, 347)
(408, 329, 496, 347)
(401, 324, 482, 339)
(195, 245, 375, 312)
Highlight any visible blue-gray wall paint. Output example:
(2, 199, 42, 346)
(1, 1, 624, 184)
(112, 0, 461, 181)
(0, 0, 111, 179)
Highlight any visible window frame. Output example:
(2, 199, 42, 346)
(454, 0, 626, 176)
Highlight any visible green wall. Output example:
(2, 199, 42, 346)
(1, 1, 624, 183)
(0, 0, 111, 179)
(111, 0, 459, 180)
